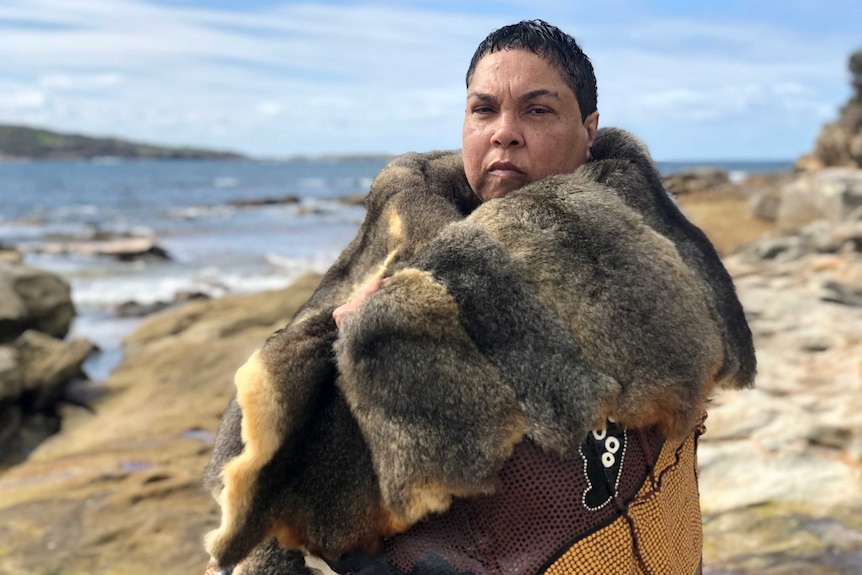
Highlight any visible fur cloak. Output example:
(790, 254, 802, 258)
(203, 128, 756, 573)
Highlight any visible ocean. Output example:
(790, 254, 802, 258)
(0, 157, 791, 380)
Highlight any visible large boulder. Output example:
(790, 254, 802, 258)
(0, 332, 95, 469)
(0, 262, 76, 343)
(774, 168, 862, 232)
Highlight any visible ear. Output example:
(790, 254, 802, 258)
(584, 111, 600, 149)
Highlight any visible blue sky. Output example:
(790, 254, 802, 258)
(0, 0, 859, 160)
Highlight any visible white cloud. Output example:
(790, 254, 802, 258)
(0, 88, 48, 111)
(39, 73, 124, 89)
(0, 0, 858, 158)
(256, 102, 282, 117)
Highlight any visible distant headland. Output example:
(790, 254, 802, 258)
(0, 124, 246, 160)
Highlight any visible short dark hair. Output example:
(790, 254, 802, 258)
(465, 20, 598, 120)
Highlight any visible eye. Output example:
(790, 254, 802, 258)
(528, 106, 552, 116)
(472, 105, 495, 115)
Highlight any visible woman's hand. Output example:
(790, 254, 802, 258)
(333, 277, 384, 329)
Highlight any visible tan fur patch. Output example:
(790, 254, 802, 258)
(345, 208, 404, 299)
(378, 505, 413, 537)
(205, 350, 282, 559)
(270, 521, 304, 550)
(387, 208, 404, 246)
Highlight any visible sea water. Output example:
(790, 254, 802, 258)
(0, 156, 791, 380)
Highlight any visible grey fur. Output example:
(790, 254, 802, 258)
(203, 128, 755, 573)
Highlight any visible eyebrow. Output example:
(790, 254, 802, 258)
(467, 89, 561, 103)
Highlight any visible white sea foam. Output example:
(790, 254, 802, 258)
(298, 177, 326, 188)
(213, 176, 239, 188)
(163, 205, 236, 220)
(69, 260, 333, 313)
(729, 170, 748, 184)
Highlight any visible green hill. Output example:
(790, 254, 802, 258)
(0, 124, 245, 160)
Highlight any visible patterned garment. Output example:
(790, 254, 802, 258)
(329, 420, 705, 575)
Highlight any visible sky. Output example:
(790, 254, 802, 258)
(0, 0, 859, 160)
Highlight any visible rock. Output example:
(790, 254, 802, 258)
(0, 248, 23, 264)
(775, 168, 862, 233)
(664, 168, 731, 196)
(174, 290, 211, 304)
(114, 299, 173, 318)
(115, 291, 212, 318)
(338, 193, 367, 206)
(747, 186, 783, 222)
(820, 279, 862, 306)
(294, 206, 327, 216)
(15, 330, 96, 409)
(0, 345, 23, 401)
(228, 195, 299, 207)
(0, 333, 91, 469)
(18, 237, 172, 262)
(0, 273, 322, 575)
(805, 48, 862, 169)
(700, 248, 862, 573)
(0, 262, 76, 343)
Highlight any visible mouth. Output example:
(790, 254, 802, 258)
(487, 161, 525, 177)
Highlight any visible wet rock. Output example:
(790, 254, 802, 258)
(19, 237, 172, 262)
(228, 195, 299, 207)
(0, 262, 75, 343)
(338, 193, 367, 206)
(114, 300, 173, 318)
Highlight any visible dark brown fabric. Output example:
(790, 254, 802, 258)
(379, 425, 666, 575)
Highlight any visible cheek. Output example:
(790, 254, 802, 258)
(461, 133, 484, 185)
(541, 130, 587, 173)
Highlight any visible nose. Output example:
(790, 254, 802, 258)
(491, 111, 522, 148)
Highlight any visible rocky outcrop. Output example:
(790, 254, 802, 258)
(0, 262, 76, 343)
(0, 261, 95, 470)
(797, 48, 862, 170)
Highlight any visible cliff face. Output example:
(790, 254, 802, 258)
(799, 48, 862, 170)
(0, 124, 245, 160)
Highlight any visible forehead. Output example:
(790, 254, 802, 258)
(468, 49, 570, 94)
